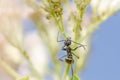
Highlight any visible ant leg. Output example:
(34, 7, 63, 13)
(71, 41, 86, 49)
(58, 55, 67, 62)
(62, 45, 67, 51)
(57, 31, 65, 42)
(57, 39, 65, 42)
(71, 64, 74, 80)
(71, 52, 79, 59)
(72, 45, 86, 51)
(71, 40, 82, 45)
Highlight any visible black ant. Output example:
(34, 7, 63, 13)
(57, 32, 86, 79)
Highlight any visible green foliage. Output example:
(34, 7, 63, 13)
(71, 75, 80, 80)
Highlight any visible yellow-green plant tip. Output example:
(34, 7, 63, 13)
(71, 75, 80, 80)
(17, 75, 29, 80)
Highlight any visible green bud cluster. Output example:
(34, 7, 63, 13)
(48, 0, 63, 17)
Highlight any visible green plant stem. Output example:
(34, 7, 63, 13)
(60, 15, 67, 38)
(48, 1, 67, 38)
(51, 10, 67, 38)
(0, 59, 20, 79)
(63, 64, 70, 80)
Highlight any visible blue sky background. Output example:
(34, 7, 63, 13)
(80, 11, 120, 80)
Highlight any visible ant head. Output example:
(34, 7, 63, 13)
(64, 37, 71, 46)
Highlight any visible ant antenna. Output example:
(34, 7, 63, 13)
(57, 31, 65, 42)
(71, 40, 86, 46)
(72, 44, 86, 51)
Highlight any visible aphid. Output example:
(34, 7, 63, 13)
(57, 32, 86, 79)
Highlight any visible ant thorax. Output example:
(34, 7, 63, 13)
(62, 46, 72, 53)
(66, 46, 71, 53)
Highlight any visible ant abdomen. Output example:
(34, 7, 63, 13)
(65, 57, 74, 64)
